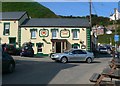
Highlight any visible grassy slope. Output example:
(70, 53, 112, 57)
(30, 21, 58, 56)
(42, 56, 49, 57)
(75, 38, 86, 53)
(1, 2, 58, 18)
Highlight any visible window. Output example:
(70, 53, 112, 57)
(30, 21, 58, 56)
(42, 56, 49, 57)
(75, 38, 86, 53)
(78, 50, 87, 54)
(31, 30, 36, 39)
(73, 45, 79, 49)
(4, 23, 10, 35)
(72, 43, 80, 49)
(37, 44, 42, 52)
(52, 30, 57, 39)
(72, 30, 79, 39)
(72, 50, 78, 54)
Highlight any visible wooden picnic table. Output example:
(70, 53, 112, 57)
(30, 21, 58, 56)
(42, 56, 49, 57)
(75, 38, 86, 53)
(90, 58, 120, 86)
(109, 58, 120, 69)
(102, 68, 120, 80)
(111, 58, 120, 63)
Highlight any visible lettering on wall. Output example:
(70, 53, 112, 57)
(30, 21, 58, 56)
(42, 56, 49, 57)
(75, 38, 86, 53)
(60, 29, 70, 38)
(39, 29, 49, 37)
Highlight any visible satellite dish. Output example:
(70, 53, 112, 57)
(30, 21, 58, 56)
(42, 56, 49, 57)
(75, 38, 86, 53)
(106, 30, 112, 34)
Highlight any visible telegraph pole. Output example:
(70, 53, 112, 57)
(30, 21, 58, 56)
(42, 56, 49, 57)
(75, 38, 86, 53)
(89, 0, 92, 51)
(114, 8, 117, 35)
(90, 0, 92, 28)
(114, 8, 117, 52)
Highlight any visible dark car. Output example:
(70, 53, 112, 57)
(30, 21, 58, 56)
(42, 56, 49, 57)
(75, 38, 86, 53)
(2, 44, 20, 55)
(20, 46, 34, 57)
(2, 51, 16, 73)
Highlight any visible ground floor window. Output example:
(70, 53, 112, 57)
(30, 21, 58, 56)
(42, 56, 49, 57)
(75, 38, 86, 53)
(37, 45, 42, 52)
(72, 43, 80, 49)
(36, 43, 43, 53)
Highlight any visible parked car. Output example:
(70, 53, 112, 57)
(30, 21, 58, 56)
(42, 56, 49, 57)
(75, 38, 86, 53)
(2, 44, 21, 55)
(50, 49, 94, 63)
(98, 47, 108, 54)
(20, 46, 34, 57)
(0, 45, 15, 73)
(2, 52, 16, 73)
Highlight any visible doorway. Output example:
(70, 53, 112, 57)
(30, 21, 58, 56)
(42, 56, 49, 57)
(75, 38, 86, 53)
(9, 37, 16, 45)
(56, 42, 61, 53)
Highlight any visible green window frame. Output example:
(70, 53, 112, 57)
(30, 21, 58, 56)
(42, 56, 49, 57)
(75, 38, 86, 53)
(30, 29, 37, 39)
(3, 23, 10, 35)
(51, 29, 58, 39)
(71, 29, 80, 40)
(72, 43, 80, 49)
(36, 42, 44, 53)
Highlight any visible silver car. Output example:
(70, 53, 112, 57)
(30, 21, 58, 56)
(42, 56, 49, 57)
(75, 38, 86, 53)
(50, 49, 94, 63)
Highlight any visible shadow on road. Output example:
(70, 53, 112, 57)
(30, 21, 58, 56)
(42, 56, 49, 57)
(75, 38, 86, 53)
(2, 59, 78, 84)
(94, 53, 112, 58)
(68, 61, 101, 64)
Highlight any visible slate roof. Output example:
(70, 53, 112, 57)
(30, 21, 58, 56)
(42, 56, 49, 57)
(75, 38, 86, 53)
(0, 12, 27, 20)
(21, 18, 90, 27)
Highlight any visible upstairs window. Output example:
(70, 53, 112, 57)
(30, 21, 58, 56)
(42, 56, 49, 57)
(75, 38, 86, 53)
(52, 29, 58, 39)
(4, 23, 10, 35)
(30, 29, 37, 39)
(72, 30, 79, 39)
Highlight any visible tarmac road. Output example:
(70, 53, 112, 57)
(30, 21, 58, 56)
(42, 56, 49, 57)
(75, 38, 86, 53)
(2, 56, 112, 85)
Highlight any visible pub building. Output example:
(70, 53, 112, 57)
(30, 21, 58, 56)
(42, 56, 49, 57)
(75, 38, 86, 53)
(0, 12, 91, 56)
(20, 18, 91, 56)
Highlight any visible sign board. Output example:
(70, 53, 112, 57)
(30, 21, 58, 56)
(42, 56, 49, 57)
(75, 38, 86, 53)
(39, 29, 49, 37)
(114, 35, 119, 42)
(60, 29, 70, 38)
(118, 1, 120, 12)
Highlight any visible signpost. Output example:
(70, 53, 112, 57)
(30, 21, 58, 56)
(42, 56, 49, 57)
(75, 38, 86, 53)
(114, 35, 119, 42)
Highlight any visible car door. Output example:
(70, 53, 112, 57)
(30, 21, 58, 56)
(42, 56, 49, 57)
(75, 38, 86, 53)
(77, 50, 87, 61)
(68, 50, 78, 61)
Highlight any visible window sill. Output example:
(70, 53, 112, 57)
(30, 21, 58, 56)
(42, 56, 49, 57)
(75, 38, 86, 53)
(31, 37, 36, 39)
(52, 37, 58, 39)
(72, 38, 79, 40)
(3, 34, 10, 36)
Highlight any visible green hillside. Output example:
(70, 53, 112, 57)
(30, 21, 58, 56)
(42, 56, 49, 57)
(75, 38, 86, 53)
(1, 2, 59, 18)
(98, 25, 120, 45)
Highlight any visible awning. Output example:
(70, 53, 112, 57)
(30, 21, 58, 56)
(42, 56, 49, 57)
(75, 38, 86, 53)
(51, 39, 67, 42)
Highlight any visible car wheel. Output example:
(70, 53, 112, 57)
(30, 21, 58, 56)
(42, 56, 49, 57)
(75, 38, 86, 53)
(8, 63, 15, 73)
(61, 57, 68, 63)
(86, 58, 92, 63)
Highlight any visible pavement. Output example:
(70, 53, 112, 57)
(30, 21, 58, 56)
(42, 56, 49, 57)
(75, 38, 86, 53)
(2, 55, 119, 85)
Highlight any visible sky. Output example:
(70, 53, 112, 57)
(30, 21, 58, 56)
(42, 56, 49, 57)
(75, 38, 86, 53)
(38, 2, 120, 17)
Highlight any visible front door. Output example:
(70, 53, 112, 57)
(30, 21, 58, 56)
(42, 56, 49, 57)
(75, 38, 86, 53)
(9, 37, 16, 45)
(56, 42, 61, 53)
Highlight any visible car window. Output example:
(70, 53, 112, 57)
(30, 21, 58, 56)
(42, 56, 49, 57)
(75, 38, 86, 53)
(78, 50, 87, 54)
(72, 50, 78, 54)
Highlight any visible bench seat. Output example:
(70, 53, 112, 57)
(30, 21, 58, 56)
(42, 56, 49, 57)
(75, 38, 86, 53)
(89, 73, 101, 82)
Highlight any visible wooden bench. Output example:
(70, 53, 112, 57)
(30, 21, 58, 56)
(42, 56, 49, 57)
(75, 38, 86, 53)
(90, 68, 118, 85)
(89, 73, 101, 82)
(90, 58, 120, 86)
(108, 69, 120, 79)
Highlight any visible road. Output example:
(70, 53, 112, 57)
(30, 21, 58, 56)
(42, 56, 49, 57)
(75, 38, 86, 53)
(2, 56, 112, 85)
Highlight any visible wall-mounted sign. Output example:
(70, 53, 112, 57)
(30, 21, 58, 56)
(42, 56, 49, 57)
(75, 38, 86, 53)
(60, 29, 70, 38)
(39, 29, 49, 37)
